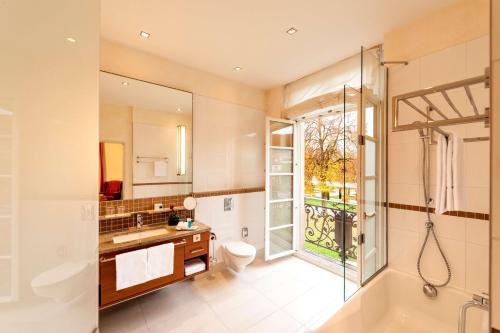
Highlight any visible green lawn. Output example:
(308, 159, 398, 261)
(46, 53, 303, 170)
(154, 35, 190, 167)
(304, 197, 356, 213)
(304, 242, 341, 260)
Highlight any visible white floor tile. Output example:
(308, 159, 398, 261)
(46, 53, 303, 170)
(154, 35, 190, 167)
(262, 276, 314, 307)
(216, 294, 277, 333)
(244, 310, 302, 333)
(147, 307, 229, 333)
(99, 301, 148, 333)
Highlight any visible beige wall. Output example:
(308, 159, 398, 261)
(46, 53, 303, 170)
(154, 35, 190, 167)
(266, 86, 285, 118)
(0, 0, 99, 331)
(100, 104, 133, 198)
(101, 40, 266, 112)
(384, 0, 489, 61)
(491, 0, 500, 329)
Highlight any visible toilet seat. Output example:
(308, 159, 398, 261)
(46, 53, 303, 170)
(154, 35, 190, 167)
(224, 241, 256, 258)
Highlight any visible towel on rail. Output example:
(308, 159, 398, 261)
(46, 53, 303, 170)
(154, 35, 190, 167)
(115, 249, 148, 290)
(435, 132, 465, 214)
(450, 133, 465, 211)
(435, 135, 447, 215)
(147, 243, 175, 280)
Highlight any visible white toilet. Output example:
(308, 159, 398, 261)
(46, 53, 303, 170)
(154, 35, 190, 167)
(222, 241, 256, 272)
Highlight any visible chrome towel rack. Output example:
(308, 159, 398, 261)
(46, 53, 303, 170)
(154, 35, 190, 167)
(392, 67, 490, 142)
(136, 156, 169, 164)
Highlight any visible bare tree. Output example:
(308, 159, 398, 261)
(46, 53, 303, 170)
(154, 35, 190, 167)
(304, 112, 357, 199)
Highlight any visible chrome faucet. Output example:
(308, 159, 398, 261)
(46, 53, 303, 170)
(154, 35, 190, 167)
(136, 213, 143, 229)
(458, 294, 489, 333)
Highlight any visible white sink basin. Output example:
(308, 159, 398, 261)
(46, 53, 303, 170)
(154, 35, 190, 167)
(112, 228, 170, 244)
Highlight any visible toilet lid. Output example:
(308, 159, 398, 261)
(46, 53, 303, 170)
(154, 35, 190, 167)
(225, 241, 256, 257)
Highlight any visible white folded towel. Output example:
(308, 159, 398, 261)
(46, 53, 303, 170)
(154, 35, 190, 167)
(451, 134, 465, 211)
(154, 161, 167, 177)
(435, 135, 447, 215)
(115, 249, 148, 290)
(445, 135, 454, 212)
(435, 132, 465, 214)
(147, 243, 174, 280)
(185, 258, 206, 276)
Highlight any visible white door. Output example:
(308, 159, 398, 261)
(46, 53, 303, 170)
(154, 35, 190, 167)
(265, 118, 298, 261)
(359, 96, 383, 284)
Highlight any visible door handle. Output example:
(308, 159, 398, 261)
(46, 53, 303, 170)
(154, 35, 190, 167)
(364, 211, 376, 218)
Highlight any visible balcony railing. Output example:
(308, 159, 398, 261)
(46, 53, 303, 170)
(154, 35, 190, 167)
(304, 199, 358, 265)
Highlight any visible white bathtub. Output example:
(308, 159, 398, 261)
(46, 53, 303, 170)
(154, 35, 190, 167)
(317, 269, 488, 333)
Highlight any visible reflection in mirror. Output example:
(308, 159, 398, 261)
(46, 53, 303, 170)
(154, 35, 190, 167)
(99, 142, 125, 201)
(99, 71, 193, 201)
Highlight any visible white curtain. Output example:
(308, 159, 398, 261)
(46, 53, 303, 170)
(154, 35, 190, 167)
(283, 47, 383, 119)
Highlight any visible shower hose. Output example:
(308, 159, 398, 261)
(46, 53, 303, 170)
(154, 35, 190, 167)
(416, 134, 452, 288)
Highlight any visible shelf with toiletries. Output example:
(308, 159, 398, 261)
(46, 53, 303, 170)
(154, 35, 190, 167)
(99, 213, 133, 221)
(145, 206, 185, 214)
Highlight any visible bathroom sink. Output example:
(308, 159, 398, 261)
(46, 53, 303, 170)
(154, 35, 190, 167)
(112, 228, 170, 244)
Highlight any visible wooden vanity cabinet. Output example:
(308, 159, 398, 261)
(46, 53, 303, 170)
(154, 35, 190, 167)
(99, 231, 211, 308)
(99, 238, 186, 307)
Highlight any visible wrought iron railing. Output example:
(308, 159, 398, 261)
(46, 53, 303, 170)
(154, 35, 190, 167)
(304, 199, 358, 264)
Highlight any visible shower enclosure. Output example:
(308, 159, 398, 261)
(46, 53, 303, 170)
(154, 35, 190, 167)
(265, 46, 388, 301)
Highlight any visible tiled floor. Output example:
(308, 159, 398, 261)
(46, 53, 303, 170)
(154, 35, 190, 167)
(99, 255, 358, 333)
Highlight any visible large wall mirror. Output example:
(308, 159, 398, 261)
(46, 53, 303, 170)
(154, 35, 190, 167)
(99, 71, 193, 201)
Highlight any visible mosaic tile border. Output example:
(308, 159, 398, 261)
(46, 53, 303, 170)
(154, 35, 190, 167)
(387, 202, 489, 221)
(192, 187, 265, 198)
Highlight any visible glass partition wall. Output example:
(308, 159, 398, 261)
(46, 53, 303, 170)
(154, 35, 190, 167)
(266, 46, 387, 303)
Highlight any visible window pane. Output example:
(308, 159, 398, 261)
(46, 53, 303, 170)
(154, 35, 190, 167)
(365, 140, 376, 177)
(365, 105, 375, 137)
(364, 178, 376, 213)
(270, 227, 293, 255)
(269, 148, 293, 173)
(270, 175, 293, 201)
(270, 121, 293, 147)
(270, 201, 293, 227)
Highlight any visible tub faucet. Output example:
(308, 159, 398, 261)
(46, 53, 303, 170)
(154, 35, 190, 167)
(458, 294, 489, 333)
(136, 213, 143, 229)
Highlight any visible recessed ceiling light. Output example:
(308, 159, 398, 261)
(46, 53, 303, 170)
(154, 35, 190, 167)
(121, 81, 129, 86)
(286, 27, 298, 35)
(139, 31, 151, 39)
(66, 37, 76, 43)
(233, 67, 242, 71)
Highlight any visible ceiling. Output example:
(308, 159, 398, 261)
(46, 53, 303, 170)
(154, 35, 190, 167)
(100, 71, 192, 114)
(101, 0, 456, 89)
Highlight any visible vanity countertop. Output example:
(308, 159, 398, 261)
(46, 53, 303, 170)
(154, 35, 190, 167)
(99, 222, 211, 255)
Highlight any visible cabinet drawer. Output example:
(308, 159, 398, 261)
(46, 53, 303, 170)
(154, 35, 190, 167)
(184, 241, 208, 260)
